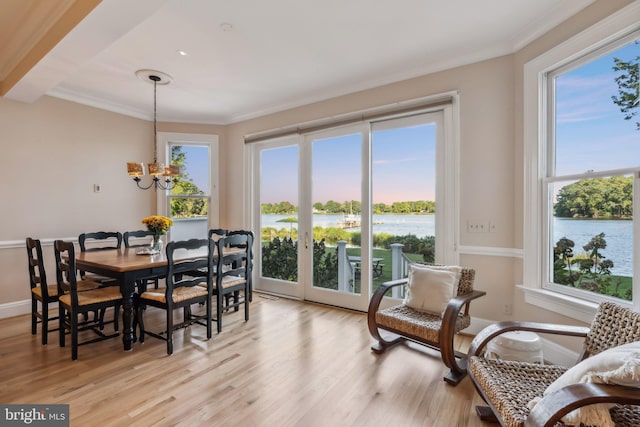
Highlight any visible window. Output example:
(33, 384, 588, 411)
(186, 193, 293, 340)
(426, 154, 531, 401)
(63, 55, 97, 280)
(523, 4, 640, 320)
(157, 133, 219, 241)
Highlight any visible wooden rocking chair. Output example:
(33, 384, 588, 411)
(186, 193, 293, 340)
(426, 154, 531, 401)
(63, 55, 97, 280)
(367, 265, 485, 385)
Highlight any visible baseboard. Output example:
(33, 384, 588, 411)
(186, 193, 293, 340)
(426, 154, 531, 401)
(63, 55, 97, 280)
(0, 299, 31, 319)
(464, 316, 579, 366)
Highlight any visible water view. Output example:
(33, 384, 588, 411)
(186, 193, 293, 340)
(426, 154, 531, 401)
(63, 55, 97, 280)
(262, 214, 633, 276)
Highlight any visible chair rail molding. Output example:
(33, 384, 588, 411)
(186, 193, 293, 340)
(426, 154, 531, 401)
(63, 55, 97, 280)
(0, 237, 78, 250)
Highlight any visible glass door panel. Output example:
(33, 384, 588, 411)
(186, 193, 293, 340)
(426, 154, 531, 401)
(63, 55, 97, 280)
(371, 113, 439, 300)
(303, 125, 369, 310)
(257, 143, 302, 298)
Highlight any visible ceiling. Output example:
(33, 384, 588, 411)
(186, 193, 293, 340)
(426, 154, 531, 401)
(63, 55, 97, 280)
(2, 0, 596, 124)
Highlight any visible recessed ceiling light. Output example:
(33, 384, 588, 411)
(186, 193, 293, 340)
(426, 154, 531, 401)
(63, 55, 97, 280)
(176, 50, 189, 56)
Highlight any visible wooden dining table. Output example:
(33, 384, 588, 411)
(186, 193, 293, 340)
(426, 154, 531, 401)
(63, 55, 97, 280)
(75, 248, 173, 351)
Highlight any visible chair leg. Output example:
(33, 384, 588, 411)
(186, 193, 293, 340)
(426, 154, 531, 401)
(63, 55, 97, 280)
(59, 307, 66, 348)
(217, 295, 223, 334)
(244, 290, 249, 322)
(42, 302, 49, 345)
(31, 297, 38, 336)
(206, 299, 212, 340)
(476, 406, 498, 422)
(167, 309, 174, 355)
(71, 313, 78, 361)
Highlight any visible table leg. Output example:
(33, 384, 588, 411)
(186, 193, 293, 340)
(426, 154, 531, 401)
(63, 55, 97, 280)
(121, 286, 135, 351)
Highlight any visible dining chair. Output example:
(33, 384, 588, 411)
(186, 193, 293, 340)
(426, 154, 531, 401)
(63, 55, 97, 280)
(209, 228, 228, 241)
(26, 238, 60, 345)
(226, 230, 254, 303)
(137, 238, 213, 355)
(54, 240, 122, 360)
(123, 230, 160, 289)
(78, 231, 122, 286)
(206, 231, 253, 333)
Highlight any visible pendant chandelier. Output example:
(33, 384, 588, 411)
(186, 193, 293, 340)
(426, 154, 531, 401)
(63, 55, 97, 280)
(127, 70, 179, 190)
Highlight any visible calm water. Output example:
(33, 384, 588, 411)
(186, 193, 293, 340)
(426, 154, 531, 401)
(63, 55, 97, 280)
(262, 214, 633, 276)
(262, 213, 436, 238)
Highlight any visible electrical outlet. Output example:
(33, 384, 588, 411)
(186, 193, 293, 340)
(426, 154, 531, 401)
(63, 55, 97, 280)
(488, 221, 496, 233)
(93, 184, 102, 193)
(504, 304, 512, 315)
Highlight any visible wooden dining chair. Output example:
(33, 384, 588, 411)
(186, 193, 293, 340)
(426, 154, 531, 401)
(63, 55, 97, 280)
(54, 240, 122, 360)
(78, 231, 122, 287)
(123, 230, 160, 289)
(206, 232, 253, 333)
(26, 238, 60, 345)
(137, 238, 213, 355)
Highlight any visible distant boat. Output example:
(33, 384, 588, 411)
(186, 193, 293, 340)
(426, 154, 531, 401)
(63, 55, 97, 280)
(338, 213, 360, 229)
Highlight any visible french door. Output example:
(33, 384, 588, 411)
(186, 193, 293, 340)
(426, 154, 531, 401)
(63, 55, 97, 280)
(251, 109, 456, 311)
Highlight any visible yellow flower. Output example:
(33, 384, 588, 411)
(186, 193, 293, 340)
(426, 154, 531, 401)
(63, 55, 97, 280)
(142, 215, 173, 235)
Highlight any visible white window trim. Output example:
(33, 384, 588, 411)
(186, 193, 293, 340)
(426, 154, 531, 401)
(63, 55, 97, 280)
(522, 2, 640, 320)
(157, 132, 220, 229)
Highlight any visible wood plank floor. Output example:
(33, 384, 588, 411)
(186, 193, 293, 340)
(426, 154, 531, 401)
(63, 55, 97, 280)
(0, 294, 492, 427)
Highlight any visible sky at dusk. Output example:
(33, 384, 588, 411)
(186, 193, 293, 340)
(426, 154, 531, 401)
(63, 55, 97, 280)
(178, 37, 638, 205)
(555, 38, 639, 175)
(260, 123, 436, 205)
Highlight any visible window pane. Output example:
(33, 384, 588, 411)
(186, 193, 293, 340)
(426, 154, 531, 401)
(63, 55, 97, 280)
(171, 145, 210, 195)
(554, 38, 640, 176)
(260, 145, 299, 283)
(371, 120, 436, 297)
(550, 176, 633, 301)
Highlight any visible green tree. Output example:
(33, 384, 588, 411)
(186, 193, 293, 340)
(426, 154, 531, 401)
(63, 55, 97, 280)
(554, 177, 632, 218)
(170, 146, 207, 218)
(611, 44, 639, 130)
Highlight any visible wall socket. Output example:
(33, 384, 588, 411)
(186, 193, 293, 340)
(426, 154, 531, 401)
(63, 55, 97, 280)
(503, 304, 512, 315)
(93, 184, 102, 193)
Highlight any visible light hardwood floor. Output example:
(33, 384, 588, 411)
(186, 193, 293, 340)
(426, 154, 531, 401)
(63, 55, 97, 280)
(1, 294, 492, 427)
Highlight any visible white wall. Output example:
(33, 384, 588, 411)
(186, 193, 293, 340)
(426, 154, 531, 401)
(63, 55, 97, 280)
(0, 0, 633, 333)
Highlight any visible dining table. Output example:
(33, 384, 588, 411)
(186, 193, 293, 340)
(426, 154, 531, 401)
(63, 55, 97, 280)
(75, 246, 240, 351)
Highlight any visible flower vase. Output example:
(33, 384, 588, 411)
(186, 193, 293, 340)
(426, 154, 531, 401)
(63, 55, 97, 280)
(150, 234, 163, 254)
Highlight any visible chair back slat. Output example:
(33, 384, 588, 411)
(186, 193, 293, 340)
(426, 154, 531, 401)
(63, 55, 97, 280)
(79, 231, 122, 252)
(584, 301, 640, 358)
(166, 238, 214, 302)
(216, 232, 252, 282)
(123, 230, 153, 248)
(53, 240, 79, 303)
(26, 238, 49, 296)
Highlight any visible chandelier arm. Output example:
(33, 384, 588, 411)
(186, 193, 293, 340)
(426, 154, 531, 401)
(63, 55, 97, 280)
(134, 177, 156, 190)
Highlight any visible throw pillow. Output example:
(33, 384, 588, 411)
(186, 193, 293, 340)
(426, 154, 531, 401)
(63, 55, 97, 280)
(404, 264, 457, 316)
(527, 341, 640, 427)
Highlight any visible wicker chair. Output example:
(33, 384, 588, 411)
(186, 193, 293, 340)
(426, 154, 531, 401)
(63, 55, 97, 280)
(468, 301, 640, 427)
(367, 266, 485, 385)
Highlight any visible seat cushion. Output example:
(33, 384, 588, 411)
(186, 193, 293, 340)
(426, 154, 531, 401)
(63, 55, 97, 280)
(31, 285, 59, 299)
(59, 286, 122, 308)
(375, 304, 470, 345)
(469, 356, 567, 427)
(141, 285, 208, 304)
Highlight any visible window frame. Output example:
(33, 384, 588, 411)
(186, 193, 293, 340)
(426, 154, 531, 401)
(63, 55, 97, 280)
(522, 3, 640, 321)
(157, 132, 220, 235)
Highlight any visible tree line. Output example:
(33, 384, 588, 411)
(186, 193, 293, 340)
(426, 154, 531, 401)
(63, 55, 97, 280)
(554, 176, 632, 219)
(261, 200, 435, 215)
